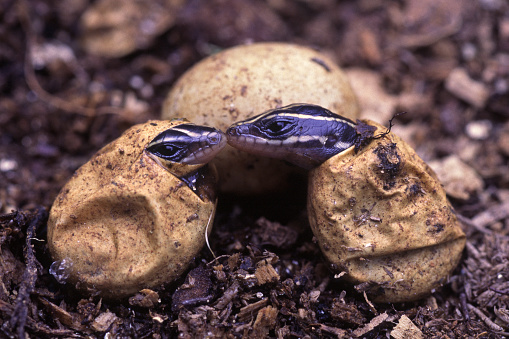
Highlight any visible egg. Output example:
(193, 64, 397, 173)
(225, 104, 466, 303)
(162, 42, 360, 194)
(307, 120, 466, 302)
(48, 120, 225, 298)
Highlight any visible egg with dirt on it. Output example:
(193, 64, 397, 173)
(226, 103, 466, 303)
(48, 120, 226, 299)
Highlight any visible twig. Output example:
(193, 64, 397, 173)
(8, 207, 48, 338)
(204, 201, 216, 258)
(352, 312, 388, 337)
(459, 293, 469, 321)
(467, 303, 504, 332)
(456, 214, 494, 235)
(0, 211, 19, 222)
(458, 201, 509, 238)
(206, 254, 230, 267)
(363, 291, 377, 314)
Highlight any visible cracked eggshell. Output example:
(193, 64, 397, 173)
(162, 42, 359, 194)
(307, 120, 466, 303)
(48, 120, 217, 299)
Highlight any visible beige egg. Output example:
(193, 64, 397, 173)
(48, 120, 224, 298)
(162, 42, 360, 194)
(307, 120, 466, 303)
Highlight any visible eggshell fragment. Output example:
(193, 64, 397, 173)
(307, 120, 466, 303)
(162, 42, 360, 194)
(48, 120, 217, 298)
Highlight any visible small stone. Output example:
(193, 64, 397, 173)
(31, 42, 76, 69)
(465, 120, 493, 140)
(0, 159, 17, 172)
(461, 43, 477, 61)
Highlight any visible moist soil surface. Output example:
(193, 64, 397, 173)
(2, 0, 509, 338)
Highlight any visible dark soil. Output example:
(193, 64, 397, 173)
(2, 0, 509, 337)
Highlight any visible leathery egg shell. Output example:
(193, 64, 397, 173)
(48, 120, 219, 298)
(162, 42, 360, 194)
(307, 120, 466, 303)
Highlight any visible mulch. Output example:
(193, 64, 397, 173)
(1, 0, 509, 337)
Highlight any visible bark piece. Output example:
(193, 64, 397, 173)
(428, 155, 483, 200)
(390, 315, 423, 339)
(255, 263, 280, 285)
(445, 68, 490, 108)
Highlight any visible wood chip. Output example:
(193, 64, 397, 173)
(497, 122, 509, 156)
(214, 281, 240, 310)
(494, 307, 509, 325)
(445, 68, 490, 108)
(255, 263, 280, 285)
(346, 68, 430, 124)
(91, 311, 118, 332)
(317, 323, 347, 337)
(237, 298, 269, 323)
(394, 0, 464, 48)
(38, 297, 85, 331)
(425, 296, 438, 311)
(428, 155, 483, 200)
(390, 315, 424, 339)
(500, 18, 509, 48)
(128, 289, 160, 308)
(360, 28, 382, 65)
(471, 200, 509, 228)
(252, 305, 278, 338)
(352, 312, 388, 337)
(330, 300, 366, 326)
(346, 68, 399, 123)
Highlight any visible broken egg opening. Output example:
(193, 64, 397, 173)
(48, 120, 224, 298)
(162, 42, 360, 194)
(308, 120, 466, 302)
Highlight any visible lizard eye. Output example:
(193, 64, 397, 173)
(146, 142, 186, 161)
(264, 119, 294, 136)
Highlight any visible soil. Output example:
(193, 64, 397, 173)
(1, 0, 509, 337)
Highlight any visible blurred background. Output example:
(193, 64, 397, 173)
(1, 0, 508, 213)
